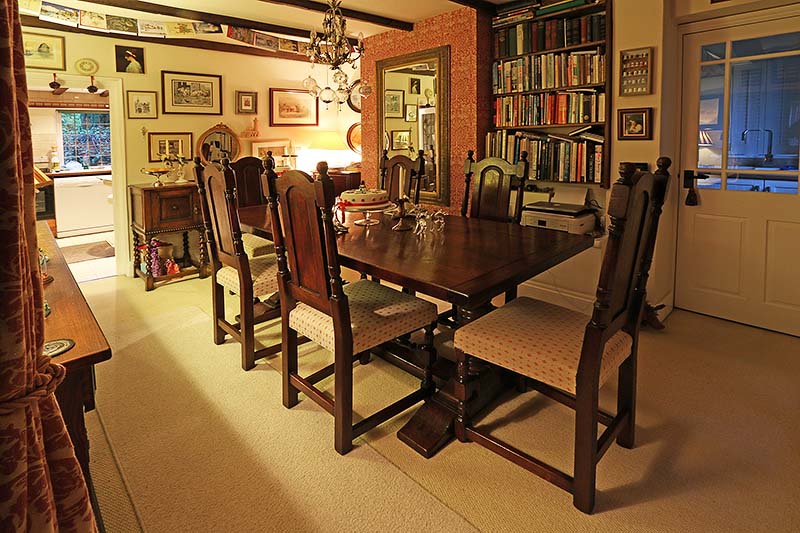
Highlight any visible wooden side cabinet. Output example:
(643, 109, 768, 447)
(328, 170, 361, 197)
(129, 183, 210, 290)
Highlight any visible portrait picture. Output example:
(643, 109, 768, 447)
(22, 32, 65, 70)
(617, 108, 652, 140)
(269, 89, 318, 126)
(127, 91, 157, 119)
(409, 77, 421, 95)
(161, 71, 222, 115)
(115, 45, 145, 74)
(384, 89, 404, 118)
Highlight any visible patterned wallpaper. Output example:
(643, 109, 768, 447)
(362, 7, 492, 213)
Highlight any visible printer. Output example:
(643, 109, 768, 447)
(520, 188, 596, 234)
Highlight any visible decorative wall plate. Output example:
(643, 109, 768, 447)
(346, 122, 362, 154)
(347, 79, 362, 113)
(75, 57, 99, 75)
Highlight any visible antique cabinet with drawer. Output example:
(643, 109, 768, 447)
(129, 182, 210, 290)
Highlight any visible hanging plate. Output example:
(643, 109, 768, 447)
(346, 122, 362, 154)
(75, 57, 99, 75)
(347, 79, 362, 113)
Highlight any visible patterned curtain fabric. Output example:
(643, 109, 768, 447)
(0, 3, 96, 531)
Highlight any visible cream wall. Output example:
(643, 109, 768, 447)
(24, 26, 361, 274)
(674, 0, 799, 19)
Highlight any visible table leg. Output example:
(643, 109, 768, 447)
(396, 302, 511, 458)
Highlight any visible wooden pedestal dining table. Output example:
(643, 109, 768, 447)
(238, 205, 593, 457)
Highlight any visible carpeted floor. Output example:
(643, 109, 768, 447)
(80, 275, 800, 532)
(60, 241, 115, 263)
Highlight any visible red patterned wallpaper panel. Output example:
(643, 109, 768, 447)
(362, 8, 492, 213)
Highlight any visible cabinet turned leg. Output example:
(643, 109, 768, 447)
(132, 232, 140, 273)
(182, 231, 191, 268)
(144, 239, 155, 291)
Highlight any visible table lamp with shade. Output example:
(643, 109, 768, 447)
(297, 131, 359, 172)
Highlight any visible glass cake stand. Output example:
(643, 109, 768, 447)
(345, 202, 393, 226)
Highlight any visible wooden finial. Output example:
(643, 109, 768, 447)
(618, 162, 637, 184)
(656, 157, 672, 175)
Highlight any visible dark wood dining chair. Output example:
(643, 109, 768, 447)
(195, 158, 282, 371)
(265, 161, 439, 455)
(380, 149, 424, 204)
(195, 159, 273, 259)
(230, 156, 267, 208)
(461, 149, 529, 223)
(452, 158, 672, 514)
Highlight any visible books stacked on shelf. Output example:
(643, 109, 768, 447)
(493, 49, 606, 93)
(491, 3, 540, 29)
(494, 11, 606, 58)
(485, 127, 605, 184)
(494, 90, 606, 127)
(536, 0, 599, 16)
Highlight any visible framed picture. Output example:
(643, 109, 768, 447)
(409, 77, 421, 95)
(147, 132, 193, 162)
(127, 91, 158, 119)
(617, 108, 653, 140)
(269, 88, 318, 126)
(699, 97, 721, 127)
(236, 91, 258, 114)
(22, 32, 65, 70)
(161, 71, 222, 115)
(619, 47, 652, 96)
(115, 45, 144, 74)
(385, 90, 404, 118)
(391, 130, 411, 151)
(251, 139, 290, 159)
(405, 104, 418, 122)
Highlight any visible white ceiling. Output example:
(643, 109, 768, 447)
(48, 1, 518, 39)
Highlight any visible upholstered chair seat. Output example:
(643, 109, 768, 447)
(455, 297, 632, 395)
(216, 254, 278, 298)
(290, 279, 438, 355)
(242, 233, 274, 258)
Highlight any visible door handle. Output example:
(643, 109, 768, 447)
(682, 170, 703, 206)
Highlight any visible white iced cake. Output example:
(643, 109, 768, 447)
(339, 187, 389, 208)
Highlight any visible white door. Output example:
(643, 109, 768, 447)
(676, 15, 800, 336)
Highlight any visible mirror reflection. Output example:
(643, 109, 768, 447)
(196, 123, 241, 164)
(378, 46, 449, 206)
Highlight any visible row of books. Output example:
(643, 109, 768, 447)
(493, 50, 606, 94)
(485, 129, 605, 184)
(494, 91, 606, 128)
(494, 13, 606, 57)
(491, 3, 539, 28)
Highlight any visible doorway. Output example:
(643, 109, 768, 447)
(676, 11, 800, 336)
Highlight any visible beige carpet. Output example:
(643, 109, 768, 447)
(79, 275, 800, 532)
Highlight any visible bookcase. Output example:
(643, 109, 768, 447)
(487, 0, 613, 187)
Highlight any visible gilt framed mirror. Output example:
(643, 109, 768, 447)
(377, 45, 450, 206)
(196, 122, 241, 164)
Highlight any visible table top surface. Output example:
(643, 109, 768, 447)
(238, 205, 593, 308)
(38, 222, 112, 369)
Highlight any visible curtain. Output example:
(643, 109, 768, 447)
(0, 3, 96, 531)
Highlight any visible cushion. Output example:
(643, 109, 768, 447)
(289, 279, 438, 354)
(216, 254, 278, 298)
(242, 233, 274, 257)
(454, 297, 633, 394)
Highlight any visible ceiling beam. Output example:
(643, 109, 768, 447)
(74, 0, 357, 43)
(255, 1, 413, 31)
(447, 0, 497, 14)
(20, 15, 311, 63)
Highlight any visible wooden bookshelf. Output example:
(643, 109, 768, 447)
(488, 0, 613, 187)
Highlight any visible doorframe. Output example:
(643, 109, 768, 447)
(670, 3, 800, 315)
(26, 72, 130, 277)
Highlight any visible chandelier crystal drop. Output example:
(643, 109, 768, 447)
(302, 0, 370, 109)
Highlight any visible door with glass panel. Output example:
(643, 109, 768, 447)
(676, 17, 800, 336)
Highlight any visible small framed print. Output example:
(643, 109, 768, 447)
(269, 88, 319, 126)
(22, 32, 66, 70)
(620, 47, 652, 96)
(147, 132, 193, 162)
(404, 104, 417, 122)
(391, 130, 411, 151)
(252, 139, 290, 159)
(617, 108, 652, 140)
(127, 91, 158, 119)
(409, 77, 421, 95)
(384, 89, 404, 118)
(161, 71, 222, 115)
(236, 91, 258, 114)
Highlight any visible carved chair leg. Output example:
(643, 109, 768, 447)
(453, 348, 470, 443)
(212, 279, 226, 345)
(573, 379, 599, 514)
(334, 344, 354, 455)
(240, 291, 256, 371)
(617, 349, 637, 449)
(282, 320, 299, 409)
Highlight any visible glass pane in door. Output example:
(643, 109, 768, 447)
(697, 64, 724, 169)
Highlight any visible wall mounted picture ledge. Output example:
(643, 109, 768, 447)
(161, 71, 223, 115)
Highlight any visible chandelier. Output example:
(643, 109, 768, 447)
(302, 0, 371, 108)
